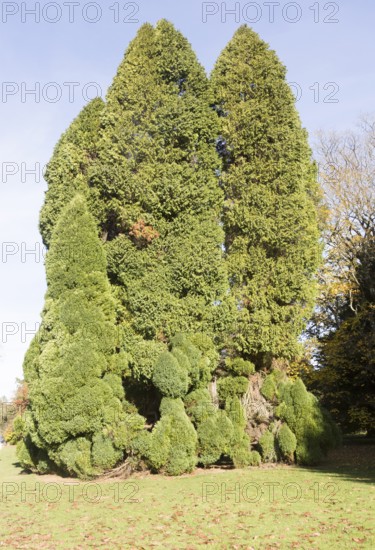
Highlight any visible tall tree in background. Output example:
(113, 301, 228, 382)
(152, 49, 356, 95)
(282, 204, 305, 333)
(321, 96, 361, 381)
(211, 26, 322, 368)
(19, 195, 144, 478)
(309, 119, 375, 434)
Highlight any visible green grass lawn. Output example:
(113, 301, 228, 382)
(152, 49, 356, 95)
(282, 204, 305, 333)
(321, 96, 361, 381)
(0, 441, 374, 549)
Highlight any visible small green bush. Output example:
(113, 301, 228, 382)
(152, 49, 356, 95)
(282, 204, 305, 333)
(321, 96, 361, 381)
(129, 338, 167, 380)
(16, 437, 51, 475)
(197, 410, 233, 466)
(260, 374, 277, 401)
(4, 415, 25, 445)
(226, 357, 255, 377)
(248, 450, 261, 466)
(217, 376, 249, 401)
(152, 352, 189, 398)
(170, 334, 217, 390)
(296, 438, 324, 465)
(276, 378, 340, 465)
(146, 398, 197, 475)
(58, 437, 94, 478)
(170, 335, 201, 370)
(91, 433, 122, 470)
(184, 388, 216, 424)
(144, 416, 172, 470)
(259, 430, 277, 462)
(225, 397, 252, 467)
(276, 423, 296, 462)
(189, 333, 219, 370)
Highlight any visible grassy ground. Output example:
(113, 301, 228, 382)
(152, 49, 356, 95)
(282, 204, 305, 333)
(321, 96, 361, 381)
(0, 441, 374, 549)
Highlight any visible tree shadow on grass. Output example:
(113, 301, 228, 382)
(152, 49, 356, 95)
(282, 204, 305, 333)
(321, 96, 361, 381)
(303, 437, 375, 486)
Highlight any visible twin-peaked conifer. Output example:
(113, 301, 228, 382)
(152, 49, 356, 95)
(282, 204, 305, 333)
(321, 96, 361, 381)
(18, 22, 338, 477)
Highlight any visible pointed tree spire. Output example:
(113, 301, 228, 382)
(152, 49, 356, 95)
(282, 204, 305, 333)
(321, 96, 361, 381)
(211, 25, 322, 367)
(40, 98, 104, 247)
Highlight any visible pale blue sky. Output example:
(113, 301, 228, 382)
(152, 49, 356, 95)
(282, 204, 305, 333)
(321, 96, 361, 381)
(1, 0, 374, 398)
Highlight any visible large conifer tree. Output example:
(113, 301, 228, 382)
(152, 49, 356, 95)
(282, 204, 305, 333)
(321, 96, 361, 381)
(19, 23, 338, 475)
(211, 26, 322, 367)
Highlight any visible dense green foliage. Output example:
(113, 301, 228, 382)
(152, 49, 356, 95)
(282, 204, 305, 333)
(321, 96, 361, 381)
(258, 430, 277, 463)
(260, 374, 278, 401)
(137, 398, 197, 475)
(312, 235, 375, 435)
(196, 409, 233, 466)
(211, 26, 321, 367)
(19, 196, 145, 478)
(153, 352, 189, 399)
(275, 378, 340, 464)
(225, 397, 252, 467)
(19, 21, 340, 476)
(39, 99, 104, 247)
(276, 423, 297, 462)
(217, 376, 249, 401)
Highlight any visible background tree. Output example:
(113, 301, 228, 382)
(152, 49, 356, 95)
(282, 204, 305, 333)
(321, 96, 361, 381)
(308, 118, 375, 434)
(1, 379, 28, 444)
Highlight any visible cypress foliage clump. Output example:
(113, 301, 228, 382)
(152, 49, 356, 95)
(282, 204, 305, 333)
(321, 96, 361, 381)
(90, 20, 230, 360)
(276, 423, 297, 462)
(18, 195, 144, 478)
(210, 26, 322, 367)
(275, 378, 340, 464)
(39, 98, 104, 247)
(140, 398, 197, 475)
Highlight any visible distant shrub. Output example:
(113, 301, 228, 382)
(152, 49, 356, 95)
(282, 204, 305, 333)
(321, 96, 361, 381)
(248, 450, 261, 466)
(276, 423, 296, 462)
(152, 352, 189, 398)
(217, 376, 249, 401)
(4, 415, 25, 445)
(259, 430, 277, 462)
(226, 357, 255, 377)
